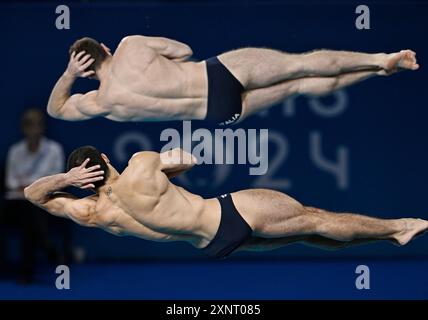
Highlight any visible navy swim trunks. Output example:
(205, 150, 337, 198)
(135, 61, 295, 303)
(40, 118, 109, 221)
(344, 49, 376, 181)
(201, 193, 253, 259)
(204, 57, 245, 126)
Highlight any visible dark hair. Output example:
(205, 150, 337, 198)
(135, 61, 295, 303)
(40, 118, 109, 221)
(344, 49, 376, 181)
(21, 108, 45, 128)
(69, 37, 108, 73)
(67, 146, 109, 189)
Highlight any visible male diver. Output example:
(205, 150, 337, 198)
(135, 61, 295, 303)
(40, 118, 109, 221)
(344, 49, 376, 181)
(25, 146, 428, 259)
(48, 36, 418, 126)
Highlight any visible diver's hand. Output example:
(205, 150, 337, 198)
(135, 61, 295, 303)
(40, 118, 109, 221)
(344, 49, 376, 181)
(65, 51, 96, 78)
(64, 158, 104, 189)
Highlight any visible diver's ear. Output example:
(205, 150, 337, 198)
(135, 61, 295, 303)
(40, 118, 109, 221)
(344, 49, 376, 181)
(100, 43, 112, 55)
(101, 153, 110, 163)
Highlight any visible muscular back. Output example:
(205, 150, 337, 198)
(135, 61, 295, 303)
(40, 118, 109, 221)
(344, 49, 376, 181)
(88, 152, 217, 246)
(96, 36, 209, 121)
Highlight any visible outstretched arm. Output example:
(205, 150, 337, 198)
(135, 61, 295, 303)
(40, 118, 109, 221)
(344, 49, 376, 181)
(24, 159, 104, 224)
(47, 51, 102, 120)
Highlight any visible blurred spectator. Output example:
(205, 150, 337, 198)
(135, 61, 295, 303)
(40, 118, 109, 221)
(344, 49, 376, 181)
(1, 108, 71, 284)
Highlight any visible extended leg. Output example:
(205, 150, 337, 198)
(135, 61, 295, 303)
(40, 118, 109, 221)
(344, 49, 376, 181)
(241, 69, 378, 118)
(231, 189, 428, 246)
(218, 48, 418, 89)
(238, 235, 385, 252)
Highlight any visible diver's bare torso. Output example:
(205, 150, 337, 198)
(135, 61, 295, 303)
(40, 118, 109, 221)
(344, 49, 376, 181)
(93, 37, 209, 121)
(79, 156, 220, 248)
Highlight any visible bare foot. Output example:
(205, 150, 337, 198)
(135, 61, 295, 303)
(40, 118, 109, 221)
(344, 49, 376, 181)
(393, 218, 428, 245)
(381, 50, 419, 75)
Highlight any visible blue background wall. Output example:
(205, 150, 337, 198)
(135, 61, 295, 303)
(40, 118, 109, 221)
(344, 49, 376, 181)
(1, 0, 427, 259)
